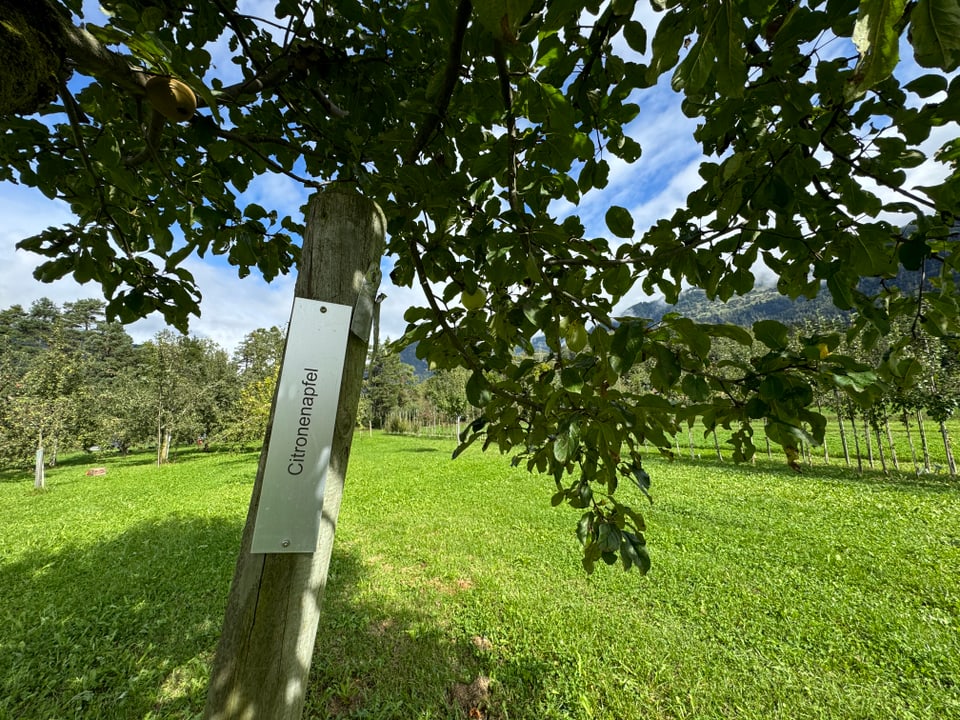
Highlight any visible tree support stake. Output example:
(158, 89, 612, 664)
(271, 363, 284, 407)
(203, 190, 385, 720)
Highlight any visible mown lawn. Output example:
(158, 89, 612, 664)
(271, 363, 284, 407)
(1, 435, 958, 719)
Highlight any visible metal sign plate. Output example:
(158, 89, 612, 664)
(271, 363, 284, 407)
(251, 298, 352, 553)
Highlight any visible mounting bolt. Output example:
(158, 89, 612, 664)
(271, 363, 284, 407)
(281, 539, 291, 548)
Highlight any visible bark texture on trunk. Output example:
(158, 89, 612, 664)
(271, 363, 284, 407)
(0, 0, 68, 115)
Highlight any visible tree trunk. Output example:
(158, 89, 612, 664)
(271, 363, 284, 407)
(902, 411, 920, 476)
(940, 420, 957, 477)
(816, 396, 829, 464)
(712, 429, 722, 461)
(863, 415, 874, 468)
(371, 292, 384, 358)
(0, 0, 69, 115)
(203, 191, 385, 720)
(883, 415, 899, 471)
(917, 409, 931, 472)
(156, 407, 163, 467)
(873, 424, 887, 474)
(833, 390, 850, 466)
(850, 411, 863, 474)
(34, 429, 45, 490)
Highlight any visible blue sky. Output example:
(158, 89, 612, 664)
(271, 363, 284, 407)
(0, 2, 951, 353)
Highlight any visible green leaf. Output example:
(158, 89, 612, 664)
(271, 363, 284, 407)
(753, 319, 790, 351)
(909, 0, 960, 70)
(670, 317, 711, 359)
(826, 270, 855, 310)
(847, 0, 909, 100)
(605, 206, 635, 238)
(598, 523, 621, 553)
(672, 5, 717, 95)
(704, 323, 753, 346)
(452, 431, 481, 460)
(560, 366, 584, 392)
(714, 0, 746, 98)
(465, 371, 492, 407)
(623, 20, 647, 53)
(650, 345, 682, 390)
(629, 462, 652, 502)
(681, 374, 711, 402)
(904, 73, 949, 97)
(244, 203, 268, 220)
(554, 432, 573, 462)
(646, 12, 687, 85)
(898, 236, 931, 270)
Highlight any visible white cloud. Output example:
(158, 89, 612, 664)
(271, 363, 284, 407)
(0, 188, 87, 308)
(175, 256, 297, 351)
(0, 189, 286, 350)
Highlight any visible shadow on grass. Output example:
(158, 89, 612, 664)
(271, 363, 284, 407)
(0, 467, 28, 483)
(0, 513, 511, 719)
(0, 516, 241, 719)
(306, 552, 511, 718)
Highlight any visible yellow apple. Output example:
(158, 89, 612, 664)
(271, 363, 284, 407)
(461, 288, 487, 311)
(565, 322, 588, 352)
(145, 76, 197, 122)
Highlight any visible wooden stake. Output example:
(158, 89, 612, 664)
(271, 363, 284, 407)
(204, 190, 385, 720)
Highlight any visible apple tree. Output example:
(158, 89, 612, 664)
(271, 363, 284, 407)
(2, 0, 959, 572)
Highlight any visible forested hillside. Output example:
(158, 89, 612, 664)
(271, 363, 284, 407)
(625, 285, 843, 326)
(624, 256, 945, 325)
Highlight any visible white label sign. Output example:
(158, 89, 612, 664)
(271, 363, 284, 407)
(251, 298, 352, 553)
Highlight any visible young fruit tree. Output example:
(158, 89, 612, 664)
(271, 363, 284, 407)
(1, 0, 958, 711)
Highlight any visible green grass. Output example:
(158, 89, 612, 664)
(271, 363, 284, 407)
(1, 437, 959, 719)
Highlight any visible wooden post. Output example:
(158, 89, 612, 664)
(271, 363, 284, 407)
(940, 420, 957, 477)
(203, 190, 385, 720)
(34, 428, 44, 490)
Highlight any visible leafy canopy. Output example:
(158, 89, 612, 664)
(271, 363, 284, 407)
(2, 0, 959, 571)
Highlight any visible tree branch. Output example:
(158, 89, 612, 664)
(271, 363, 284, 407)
(406, 0, 472, 162)
(58, 76, 133, 257)
(493, 39, 522, 216)
(214, 128, 328, 189)
(53, 3, 344, 120)
(574, 5, 628, 89)
(124, 107, 167, 167)
(821, 134, 938, 211)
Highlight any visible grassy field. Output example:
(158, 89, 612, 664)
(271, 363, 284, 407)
(1, 435, 959, 719)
